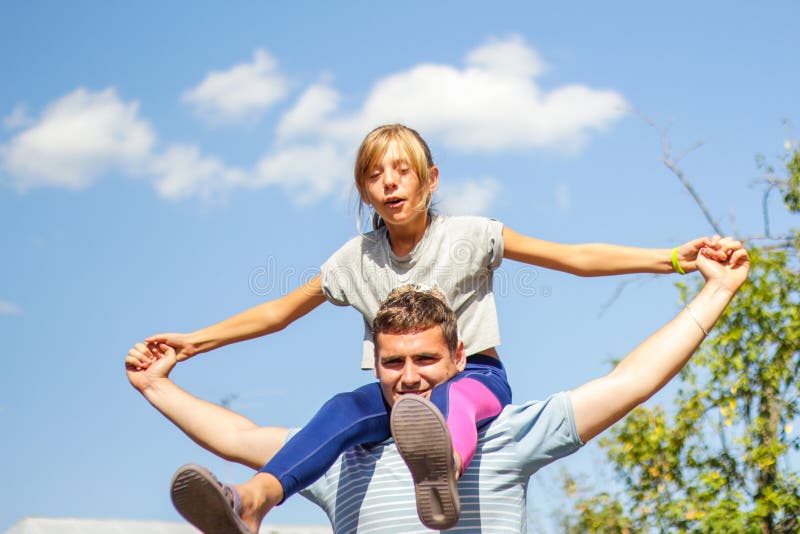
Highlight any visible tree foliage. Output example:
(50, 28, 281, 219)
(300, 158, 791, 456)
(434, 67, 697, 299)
(561, 140, 800, 533)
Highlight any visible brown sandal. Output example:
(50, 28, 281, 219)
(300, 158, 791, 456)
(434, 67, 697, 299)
(390, 395, 461, 530)
(170, 464, 253, 534)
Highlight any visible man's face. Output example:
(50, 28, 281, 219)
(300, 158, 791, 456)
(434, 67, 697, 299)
(374, 326, 466, 406)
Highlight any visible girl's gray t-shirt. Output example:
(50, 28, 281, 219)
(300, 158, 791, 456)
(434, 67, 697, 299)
(320, 215, 505, 369)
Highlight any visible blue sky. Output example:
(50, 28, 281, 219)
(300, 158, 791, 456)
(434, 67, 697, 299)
(1, 1, 798, 531)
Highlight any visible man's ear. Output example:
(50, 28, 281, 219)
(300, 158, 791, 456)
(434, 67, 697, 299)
(454, 340, 466, 372)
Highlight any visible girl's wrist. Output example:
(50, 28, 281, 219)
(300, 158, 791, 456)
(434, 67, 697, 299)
(671, 247, 686, 275)
(186, 331, 209, 355)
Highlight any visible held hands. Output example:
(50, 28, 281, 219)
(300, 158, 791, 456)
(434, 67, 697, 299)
(675, 236, 742, 273)
(695, 243, 750, 293)
(144, 332, 198, 362)
(125, 342, 177, 393)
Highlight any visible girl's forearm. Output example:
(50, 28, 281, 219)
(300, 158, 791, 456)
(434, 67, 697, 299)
(564, 243, 674, 276)
(189, 275, 326, 354)
(189, 302, 286, 353)
(502, 227, 678, 277)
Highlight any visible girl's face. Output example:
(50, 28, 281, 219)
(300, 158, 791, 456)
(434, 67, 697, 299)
(363, 140, 438, 229)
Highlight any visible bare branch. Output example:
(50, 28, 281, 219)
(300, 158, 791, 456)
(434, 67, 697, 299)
(729, 208, 739, 240)
(674, 140, 705, 164)
(753, 170, 790, 238)
(740, 236, 794, 249)
(597, 275, 659, 317)
(762, 185, 776, 238)
(660, 134, 725, 235)
(635, 109, 725, 235)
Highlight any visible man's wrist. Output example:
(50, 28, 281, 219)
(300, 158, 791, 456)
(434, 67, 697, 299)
(702, 279, 737, 302)
(141, 376, 173, 399)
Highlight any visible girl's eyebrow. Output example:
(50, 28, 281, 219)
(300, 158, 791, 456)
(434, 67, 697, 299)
(391, 158, 409, 168)
(370, 158, 407, 172)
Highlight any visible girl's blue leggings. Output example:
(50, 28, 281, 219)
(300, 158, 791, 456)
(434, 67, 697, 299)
(259, 355, 512, 500)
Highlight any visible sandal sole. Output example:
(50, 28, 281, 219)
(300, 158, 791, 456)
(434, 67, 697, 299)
(391, 395, 460, 530)
(170, 464, 252, 534)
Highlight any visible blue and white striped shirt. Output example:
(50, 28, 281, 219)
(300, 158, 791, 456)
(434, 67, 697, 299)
(297, 392, 582, 533)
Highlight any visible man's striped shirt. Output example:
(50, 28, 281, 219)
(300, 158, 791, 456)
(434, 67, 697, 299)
(295, 392, 582, 533)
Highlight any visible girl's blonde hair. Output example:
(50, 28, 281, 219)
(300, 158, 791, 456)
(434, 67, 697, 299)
(354, 124, 435, 230)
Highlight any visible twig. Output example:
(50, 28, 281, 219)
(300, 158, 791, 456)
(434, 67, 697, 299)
(659, 131, 724, 236)
(636, 109, 724, 235)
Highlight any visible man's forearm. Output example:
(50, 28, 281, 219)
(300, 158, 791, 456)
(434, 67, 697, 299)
(613, 280, 734, 396)
(572, 279, 736, 442)
(141, 379, 287, 470)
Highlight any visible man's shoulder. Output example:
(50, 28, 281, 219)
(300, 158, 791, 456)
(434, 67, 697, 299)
(484, 393, 572, 435)
(476, 392, 582, 474)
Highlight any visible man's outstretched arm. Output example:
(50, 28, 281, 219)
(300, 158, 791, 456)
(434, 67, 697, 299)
(570, 243, 749, 443)
(126, 343, 287, 470)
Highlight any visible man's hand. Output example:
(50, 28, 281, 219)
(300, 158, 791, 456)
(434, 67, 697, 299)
(125, 342, 177, 393)
(696, 242, 749, 293)
(144, 332, 199, 362)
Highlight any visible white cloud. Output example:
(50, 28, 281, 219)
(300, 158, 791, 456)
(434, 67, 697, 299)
(253, 35, 626, 205)
(4, 104, 33, 130)
(0, 300, 21, 315)
(0, 88, 155, 191)
(555, 183, 571, 213)
(276, 84, 340, 141)
(151, 141, 352, 206)
(254, 143, 352, 205)
(151, 144, 246, 200)
(182, 49, 289, 123)
(437, 178, 501, 216)
(276, 35, 628, 153)
(0, 37, 626, 208)
(464, 35, 546, 79)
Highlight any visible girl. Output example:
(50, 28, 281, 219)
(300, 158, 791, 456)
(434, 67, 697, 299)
(141, 124, 719, 532)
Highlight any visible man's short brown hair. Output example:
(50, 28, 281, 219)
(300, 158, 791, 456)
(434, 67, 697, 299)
(373, 285, 459, 356)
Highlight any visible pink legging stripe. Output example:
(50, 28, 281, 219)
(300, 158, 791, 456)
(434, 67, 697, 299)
(445, 377, 503, 470)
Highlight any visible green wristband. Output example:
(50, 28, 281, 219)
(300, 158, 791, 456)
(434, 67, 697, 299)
(671, 247, 686, 275)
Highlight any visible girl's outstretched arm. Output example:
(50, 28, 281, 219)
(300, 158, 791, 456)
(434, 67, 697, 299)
(502, 227, 734, 277)
(147, 274, 327, 362)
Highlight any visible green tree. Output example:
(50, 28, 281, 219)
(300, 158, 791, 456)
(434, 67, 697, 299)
(562, 139, 800, 533)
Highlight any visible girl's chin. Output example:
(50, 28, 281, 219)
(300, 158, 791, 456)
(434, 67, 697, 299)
(378, 210, 426, 227)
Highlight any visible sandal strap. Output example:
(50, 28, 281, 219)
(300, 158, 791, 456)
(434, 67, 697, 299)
(222, 483, 243, 516)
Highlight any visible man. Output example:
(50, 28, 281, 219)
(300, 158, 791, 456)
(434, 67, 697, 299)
(126, 244, 748, 533)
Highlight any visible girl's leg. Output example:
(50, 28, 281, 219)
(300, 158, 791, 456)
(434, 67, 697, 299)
(259, 382, 390, 500)
(429, 355, 512, 472)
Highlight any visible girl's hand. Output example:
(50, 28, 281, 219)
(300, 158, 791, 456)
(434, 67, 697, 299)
(715, 235, 744, 258)
(145, 332, 198, 362)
